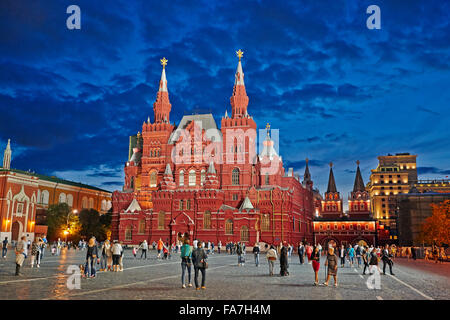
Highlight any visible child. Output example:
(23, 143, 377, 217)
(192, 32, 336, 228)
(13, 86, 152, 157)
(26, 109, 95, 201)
(132, 246, 137, 259)
(51, 244, 56, 255)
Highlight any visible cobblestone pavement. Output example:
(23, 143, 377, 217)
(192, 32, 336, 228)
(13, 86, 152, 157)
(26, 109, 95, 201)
(0, 249, 448, 300)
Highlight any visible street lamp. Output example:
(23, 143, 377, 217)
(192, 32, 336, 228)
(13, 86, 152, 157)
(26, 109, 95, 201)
(65, 209, 77, 245)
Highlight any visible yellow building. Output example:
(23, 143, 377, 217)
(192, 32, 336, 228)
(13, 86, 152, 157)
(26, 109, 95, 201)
(367, 153, 417, 238)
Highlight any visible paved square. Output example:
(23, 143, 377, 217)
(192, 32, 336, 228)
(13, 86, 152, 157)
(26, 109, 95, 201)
(0, 248, 448, 300)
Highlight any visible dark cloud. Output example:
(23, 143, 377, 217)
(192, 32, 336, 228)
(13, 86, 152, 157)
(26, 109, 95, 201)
(0, 0, 449, 194)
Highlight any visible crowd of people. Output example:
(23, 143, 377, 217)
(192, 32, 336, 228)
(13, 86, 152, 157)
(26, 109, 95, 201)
(6, 232, 447, 292)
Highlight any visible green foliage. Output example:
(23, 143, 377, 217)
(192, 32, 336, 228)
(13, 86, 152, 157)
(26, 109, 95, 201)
(46, 203, 80, 241)
(78, 209, 112, 241)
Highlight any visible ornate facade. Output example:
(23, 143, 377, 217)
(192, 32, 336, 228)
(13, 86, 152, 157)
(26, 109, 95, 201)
(313, 161, 376, 247)
(111, 52, 315, 246)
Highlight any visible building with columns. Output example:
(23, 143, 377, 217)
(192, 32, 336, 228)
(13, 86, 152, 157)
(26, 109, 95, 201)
(313, 162, 376, 248)
(111, 51, 315, 246)
(0, 140, 112, 242)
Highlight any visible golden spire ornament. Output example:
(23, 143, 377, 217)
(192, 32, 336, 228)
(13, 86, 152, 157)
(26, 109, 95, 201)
(160, 57, 168, 68)
(236, 49, 244, 61)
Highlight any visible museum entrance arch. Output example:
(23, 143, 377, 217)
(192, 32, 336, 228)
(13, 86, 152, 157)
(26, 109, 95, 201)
(169, 212, 194, 245)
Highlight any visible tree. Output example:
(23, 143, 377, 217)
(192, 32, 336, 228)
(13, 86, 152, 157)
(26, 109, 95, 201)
(78, 209, 112, 241)
(45, 203, 80, 241)
(420, 200, 450, 247)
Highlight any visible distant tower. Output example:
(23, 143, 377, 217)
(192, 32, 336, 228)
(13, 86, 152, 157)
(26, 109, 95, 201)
(2, 139, 11, 169)
(303, 158, 313, 189)
(230, 49, 249, 119)
(321, 162, 343, 218)
(348, 160, 371, 218)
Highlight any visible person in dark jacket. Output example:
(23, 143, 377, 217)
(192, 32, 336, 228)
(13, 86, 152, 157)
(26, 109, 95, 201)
(252, 243, 260, 267)
(84, 237, 98, 278)
(192, 241, 207, 290)
(381, 244, 395, 275)
(297, 242, 305, 265)
(279, 243, 289, 276)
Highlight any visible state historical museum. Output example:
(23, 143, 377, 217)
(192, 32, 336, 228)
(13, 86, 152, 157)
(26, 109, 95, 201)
(111, 51, 315, 246)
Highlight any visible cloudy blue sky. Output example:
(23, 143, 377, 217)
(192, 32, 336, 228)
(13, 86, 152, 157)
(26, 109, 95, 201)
(0, 0, 449, 202)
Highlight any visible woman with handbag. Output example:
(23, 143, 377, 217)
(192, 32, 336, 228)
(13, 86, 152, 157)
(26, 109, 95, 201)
(180, 238, 193, 288)
(192, 241, 208, 290)
(311, 246, 321, 285)
(266, 245, 277, 276)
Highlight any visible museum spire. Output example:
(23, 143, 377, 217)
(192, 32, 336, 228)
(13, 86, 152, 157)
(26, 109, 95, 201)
(230, 49, 249, 119)
(153, 57, 172, 124)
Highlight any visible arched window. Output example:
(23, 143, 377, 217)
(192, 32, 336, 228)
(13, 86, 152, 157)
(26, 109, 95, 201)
(203, 211, 211, 229)
(179, 200, 183, 210)
(150, 171, 157, 187)
(89, 198, 94, 209)
(82, 197, 88, 209)
(201, 169, 206, 186)
(186, 199, 191, 210)
(101, 199, 106, 211)
(189, 169, 196, 186)
(59, 193, 66, 204)
(240, 226, 249, 242)
(158, 211, 165, 229)
(261, 214, 269, 231)
(225, 219, 233, 234)
(125, 225, 132, 241)
(41, 190, 49, 205)
(232, 168, 240, 185)
(67, 194, 74, 207)
(138, 220, 145, 234)
(179, 170, 184, 186)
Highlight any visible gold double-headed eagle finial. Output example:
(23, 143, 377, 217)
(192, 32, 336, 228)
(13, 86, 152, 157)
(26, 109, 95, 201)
(236, 49, 244, 61)
(160, 57, 168, 68)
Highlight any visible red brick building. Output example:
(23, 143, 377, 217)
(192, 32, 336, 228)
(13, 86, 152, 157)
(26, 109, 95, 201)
(111, 52, 315, 246)
(313, 162, 376, 247)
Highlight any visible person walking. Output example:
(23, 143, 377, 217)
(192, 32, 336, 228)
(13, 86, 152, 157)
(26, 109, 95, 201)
(180, 238, 193, 288)
(311, 246, 321, 285)
(2, 237, 8, 258)
(84, 237, 98, 278)
(15, 236, 28, 276)
(236, 242, 243, 266)
(297, 242, 305, 265)
(252, 243, 260, 267)
(157, 238, 164, 259)
(369, 247, 379, 275)
(381, 244, 395, 275)
(362, 246, 370, 275)
(40, 236, 47, 260)
(323, 247, 338, 287)
(348, 245, 355, 267)
(118, 241, 124, 272)
(355, 245, 362, 268)
(339, 245, 346, 267)
(99, 240, 108, 271)
(306, 244, 313, 264)
(30, 238, 43, 268)
(56, 238, 62, 256)
(280, 242, 289, 276)
(140, 240, 148, 260)
(105, 239, 113, 271)
(218, 241, 222, 254)
(111, 240, 122, 272)
(411, 247, 417, 260)
(192, 241, 207, 290)
(266, 245, 277, 276)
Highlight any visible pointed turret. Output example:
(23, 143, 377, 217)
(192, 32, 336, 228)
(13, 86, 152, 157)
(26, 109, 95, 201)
(239, 196, 254, 212)
(303, 158, 313, 188)
(153, 57, 172, 124)
(327, 162, 337, 193)
(230, 49, 249, 119)
(204, 161, 219, 189)
(2, 139, 11, 170)
(161, 163, 176, 190)
(259, 123, 279, 160)
(353, 160, 365, 192)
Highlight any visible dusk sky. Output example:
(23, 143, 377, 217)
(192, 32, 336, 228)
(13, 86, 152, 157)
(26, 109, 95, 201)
(1, 0, 449, 204)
